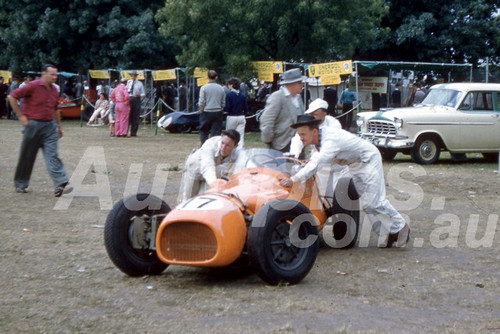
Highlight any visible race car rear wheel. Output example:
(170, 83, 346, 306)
(104, 193, 171, 277)
(247, 199, 319, 285)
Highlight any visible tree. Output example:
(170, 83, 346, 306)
(0, 0, 178, 73)
(360, 0, 500, 65)
(156, 0, 388, 77)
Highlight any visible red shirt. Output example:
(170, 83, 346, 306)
(10, 79, 59, 121)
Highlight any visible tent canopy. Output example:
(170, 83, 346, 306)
(354, 61, 472, 76)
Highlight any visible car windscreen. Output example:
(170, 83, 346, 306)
(233, 148, 300, 176)
(421, 88, 463, 108)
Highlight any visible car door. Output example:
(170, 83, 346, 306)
(459, 91, 500, 150)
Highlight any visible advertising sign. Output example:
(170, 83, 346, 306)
(89, 70, 110, 79)
(252, 61, 283, 82)
(152, 69, 177, 81)
(308, 60, 352, 78)
(357, 76, 388, 94)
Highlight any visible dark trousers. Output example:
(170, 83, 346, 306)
(129, 97, 141, 136)
(199, 111, 222, 144)
(15, 120, 68, 189)
(339, 103, 353, 130)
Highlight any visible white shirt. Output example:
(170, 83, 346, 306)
(289, 115, 342, 158)
(291, 127, 378, 184)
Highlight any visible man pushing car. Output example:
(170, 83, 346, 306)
(279, 114, 410, 247)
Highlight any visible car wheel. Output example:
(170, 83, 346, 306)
(167, 125, 180, 133)
(378, 147, 397, 161)
(482, 152, 499, 162)
(323, 177, 360, 249)
(104, 193, 171, 277)
(178, 124, 193, 133)
(412, 136, 441, 165)
(247, 199, 319, 285)
(82, 104, 94, 122)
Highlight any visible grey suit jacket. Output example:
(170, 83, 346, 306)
(259, 88, 304, 150)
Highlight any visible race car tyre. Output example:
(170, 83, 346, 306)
(411, 136, 441, 165)
(247, 199, 319, 285)
(324, 177, 360, 249)
(104, 193, 171, 277)
(178, 124, 193, 133)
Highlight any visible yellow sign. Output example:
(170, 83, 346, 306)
(0, 70, 12, 80)
(193, 67, 208, 78)
(88, 70, 110, 79)
(320, 74, 341, 86)
(252, 61, 283, 82)
(197, 77, 209, 87)
(121, 70, 145, 80)
(308, 60, 352, 78)
(152, 69, 176, 81)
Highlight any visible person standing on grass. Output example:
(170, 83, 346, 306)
(110, 78, 130, 137)
(198, 70, 226, 145)
(8, 64, 73, 197)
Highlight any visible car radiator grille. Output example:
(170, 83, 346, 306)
(367, 120, 397, 136)
(159, 222, 217, 262)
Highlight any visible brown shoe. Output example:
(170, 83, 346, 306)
(386, 223, 410, 248)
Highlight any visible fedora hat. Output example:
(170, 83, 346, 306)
(129, 70, 138, 75)
(306, 98, 329, 114)
(279, 68, 307, 85)
(291, 114, 321, 129)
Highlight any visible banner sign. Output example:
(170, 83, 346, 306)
(0, 70, 12, 80)
(152, 69, 176, 81)
(193, 67, 208, 78)
(197, 77, 209, 87)
(121, 70, 145, 81)
(308, 60, 352, 77)
(252, 61, 283, 82)
(319, 74, 341, 86)
(88, 70, 110, 79)
(357, 76, 388, 94)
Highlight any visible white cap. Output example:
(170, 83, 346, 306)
(305, 98, 328, 114)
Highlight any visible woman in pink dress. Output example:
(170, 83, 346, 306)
(110, 78, 130, 137)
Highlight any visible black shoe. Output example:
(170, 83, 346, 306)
(386, 223, 410, 248)
(16, 187, 28, 193)
(55, 182, 73, 197)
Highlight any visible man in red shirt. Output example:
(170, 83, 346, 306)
(8, 64, 73, 197)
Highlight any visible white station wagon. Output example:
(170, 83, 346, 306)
(356, 83, 500, 164)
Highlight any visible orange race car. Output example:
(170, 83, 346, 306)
(104, 148, 360, 285)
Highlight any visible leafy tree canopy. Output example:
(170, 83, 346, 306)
(0, 0, 178, 73)
(362, 0, 500, 65)
(156, 0, 388, 77)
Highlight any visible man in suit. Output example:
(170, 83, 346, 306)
(259, 68, 306, 152)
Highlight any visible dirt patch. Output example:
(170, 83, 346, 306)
(1, 119, 499, 333)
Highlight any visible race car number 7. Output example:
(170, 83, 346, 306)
(181, 196, 223, 210)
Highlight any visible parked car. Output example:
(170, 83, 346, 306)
(356, 83, 500, 164)
(104, 148, 360, 285)
(157, 111, 200, 133)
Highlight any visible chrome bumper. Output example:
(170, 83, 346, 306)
(358, 133, 413, 149)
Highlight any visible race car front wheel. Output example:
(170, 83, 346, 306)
(104, 193, 171, 277)
(247, 199, 319, 285)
